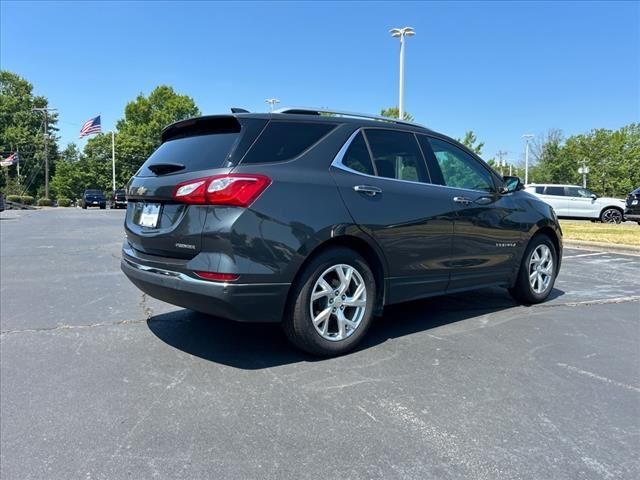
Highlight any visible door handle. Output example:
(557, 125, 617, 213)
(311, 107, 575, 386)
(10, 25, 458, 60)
(353, 185, 382, 196)
(453, 196, 472, 205)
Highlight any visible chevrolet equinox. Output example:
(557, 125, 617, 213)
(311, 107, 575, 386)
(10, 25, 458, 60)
(121, 108, 562, 356)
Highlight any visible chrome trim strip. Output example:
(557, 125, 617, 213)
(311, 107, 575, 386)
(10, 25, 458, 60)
(122, 257, 290, 287)
(330, 128, 500, 195)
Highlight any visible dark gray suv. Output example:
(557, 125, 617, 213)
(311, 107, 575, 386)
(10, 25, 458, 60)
(121, 108, 562, 356)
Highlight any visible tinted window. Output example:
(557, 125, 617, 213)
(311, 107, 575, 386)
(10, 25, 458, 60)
(364, 129, 427, 182)
(567, 187, 592, 198)
(242, 122, 336, 164)
(544, 186, 565, 196)
(427, 138, 495, 192)
(534, 186, 545, 194)
(138, 133, 240, 176)
(342, 132, 374, 175)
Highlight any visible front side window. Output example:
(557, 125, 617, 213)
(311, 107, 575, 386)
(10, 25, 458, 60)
(242, 121, 336, 164)
(544, 186, 565, 196)
(427, 137, 495, 192)
(363, 129, 427, 182)
(567, 187, 592, 198)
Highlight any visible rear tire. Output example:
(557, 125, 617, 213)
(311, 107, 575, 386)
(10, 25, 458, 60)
(283, 247, 376, 357)
(509, 234, 557, 304)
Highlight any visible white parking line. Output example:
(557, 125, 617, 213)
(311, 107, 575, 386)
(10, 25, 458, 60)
(563, 252, 607, 259)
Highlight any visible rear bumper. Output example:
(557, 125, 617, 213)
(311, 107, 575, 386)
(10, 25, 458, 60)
(120, 245, 290, 323)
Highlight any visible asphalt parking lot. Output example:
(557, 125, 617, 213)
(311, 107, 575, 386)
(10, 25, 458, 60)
(1, 208, 639, 480)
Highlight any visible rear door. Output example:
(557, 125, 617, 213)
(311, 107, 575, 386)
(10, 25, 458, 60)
(540, 186, 569, 216)
(125, 116, 266, 258)
(419, 136, 523, 291)
(331, 128, 455, 303)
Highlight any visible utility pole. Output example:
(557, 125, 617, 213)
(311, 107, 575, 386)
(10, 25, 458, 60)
(522, 134, 534, 185)
(33, 107, 57, 199)
(496, 150, 507, 176)
(578, 159, 589, 188)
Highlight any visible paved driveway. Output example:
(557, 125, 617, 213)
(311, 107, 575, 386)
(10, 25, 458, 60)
(1, 208, 639, 479)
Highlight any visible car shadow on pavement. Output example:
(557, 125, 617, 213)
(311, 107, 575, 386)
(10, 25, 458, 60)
(147, 286, 565, 370)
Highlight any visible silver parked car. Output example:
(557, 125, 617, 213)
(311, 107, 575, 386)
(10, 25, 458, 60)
(525, 184, 626, 223)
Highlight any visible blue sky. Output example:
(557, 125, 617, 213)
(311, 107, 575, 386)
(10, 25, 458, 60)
(1, 0, 638, 165)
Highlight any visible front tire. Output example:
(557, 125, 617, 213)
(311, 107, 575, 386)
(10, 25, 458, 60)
(600, 208, 622, 224)
(283, 247, 376, 357)
(509, 234, 557, 304)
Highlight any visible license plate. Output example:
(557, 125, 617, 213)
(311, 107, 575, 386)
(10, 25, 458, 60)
(138, 203, 161, 228)
(633, 200, 638, 205)
(93, 201, 98, 205)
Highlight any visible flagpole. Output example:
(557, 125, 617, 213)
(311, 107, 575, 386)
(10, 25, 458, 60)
(111, 130, 116, 192)
(16, 146, 20, 184)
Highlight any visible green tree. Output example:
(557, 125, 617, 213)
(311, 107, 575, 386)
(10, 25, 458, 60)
(457, 131, 485, 155)
(529, 125, 640, 196)
(0, 70, 59, 196)
(380, 107, 414, 122)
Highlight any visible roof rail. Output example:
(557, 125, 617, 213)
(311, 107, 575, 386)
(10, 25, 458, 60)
(273, 107, 424, 128)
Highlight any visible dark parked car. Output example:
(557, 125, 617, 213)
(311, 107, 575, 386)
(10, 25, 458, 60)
(80, 189, 106, 209)
(625, 187, 640, 225)
(110, 189, 127, 209)
(121, 108, 563, 356)
(0, 192, 5, 212)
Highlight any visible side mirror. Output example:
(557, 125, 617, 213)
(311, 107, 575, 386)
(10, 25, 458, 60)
(501, 176, 523, 193)
(590, 194, 597, 199)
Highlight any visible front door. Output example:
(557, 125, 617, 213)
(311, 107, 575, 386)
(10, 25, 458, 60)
(419, 136, 523, 291)
(330, 129, 455, 304)
(566, 186, 595, 218)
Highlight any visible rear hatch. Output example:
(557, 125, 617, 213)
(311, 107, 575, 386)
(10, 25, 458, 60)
(125, 115, 267, 258)
(85, 191, 105, 204)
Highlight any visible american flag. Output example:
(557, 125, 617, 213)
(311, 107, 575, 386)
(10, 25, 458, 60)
(79, 115, 102, 138)
(0, 152, 18, 167)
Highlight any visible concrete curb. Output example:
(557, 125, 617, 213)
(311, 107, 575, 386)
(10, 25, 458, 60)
(564, 239, 640, 255)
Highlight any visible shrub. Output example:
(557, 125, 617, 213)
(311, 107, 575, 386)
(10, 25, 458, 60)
(37, 198, 53, 207)
(6, 195, 21, 203)
(20, 195, 35, 205)
(57, 198, 72, 207)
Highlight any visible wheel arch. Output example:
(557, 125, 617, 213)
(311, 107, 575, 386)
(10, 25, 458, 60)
(599, 205, 624, 222)
(285, 233, 388, 317)
(527, 224, 563, 274)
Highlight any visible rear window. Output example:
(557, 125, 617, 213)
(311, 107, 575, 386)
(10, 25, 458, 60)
(85, 190, 103, 196)
(241, 121, 336, 164)
(544, 186, 565, 196)
(137, 133, 240, 177)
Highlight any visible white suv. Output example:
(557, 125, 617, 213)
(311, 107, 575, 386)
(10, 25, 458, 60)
(525, 184, 626, 223)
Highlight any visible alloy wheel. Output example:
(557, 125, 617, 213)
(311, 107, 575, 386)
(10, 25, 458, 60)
(601, 208, 622, 224)
(528, 244, 554, 294)
(309, 264, 367, 341)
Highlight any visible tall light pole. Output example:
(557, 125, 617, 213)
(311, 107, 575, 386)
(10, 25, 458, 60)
(265, 98, 280, 112)
(390, 27, 415, 120)
(523, 134, 534, 185)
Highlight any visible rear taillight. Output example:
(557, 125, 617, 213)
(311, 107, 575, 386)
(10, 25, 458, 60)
(173, 174, 271, 207)
(194, 271, 240, 282)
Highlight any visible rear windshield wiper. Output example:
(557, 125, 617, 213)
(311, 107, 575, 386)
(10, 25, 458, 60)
(147, 162, 186, 175)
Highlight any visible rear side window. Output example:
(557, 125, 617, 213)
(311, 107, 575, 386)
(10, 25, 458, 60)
(342, 132, 375, 175)
(534, 186, 544, 194)
(364, 129, 427, 182)
(241, 122, 336, 164)
(138, 133, 240, 177)
(544, 186, 565, 196)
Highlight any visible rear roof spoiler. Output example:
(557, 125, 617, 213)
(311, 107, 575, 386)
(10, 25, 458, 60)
(161, 115, 241, 143)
